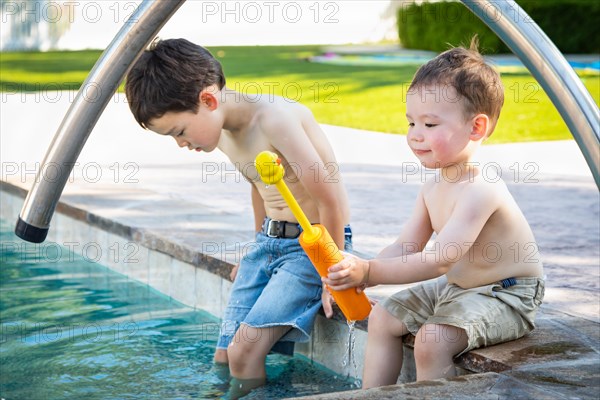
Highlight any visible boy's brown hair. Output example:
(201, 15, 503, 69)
(409, 37, 504, 135)
(125, 38, 226, 129)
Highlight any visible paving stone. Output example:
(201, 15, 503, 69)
(457, 312, 596, 373)
(507, 358, 600, 400)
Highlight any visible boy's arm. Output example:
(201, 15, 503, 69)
(261, 112, 346, 247)
(251, 184, 267, 233)
(321, 187, 432, 289)
(325, 183, 501, 289)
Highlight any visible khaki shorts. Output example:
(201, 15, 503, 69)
(381, 275, 545, 357)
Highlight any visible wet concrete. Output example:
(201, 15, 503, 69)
(2, 93, 599, 398)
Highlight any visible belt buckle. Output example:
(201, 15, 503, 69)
(266, 219, 279, 238)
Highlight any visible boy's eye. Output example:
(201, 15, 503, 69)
(177, 131, 184, 137)
(408, 122, 415, 127)
(425, 124, 437, 128)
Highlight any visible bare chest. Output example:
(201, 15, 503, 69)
(218, 129, 272, 181)
(423, 184, 460, 233)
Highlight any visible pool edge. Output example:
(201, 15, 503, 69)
(0, 181, 370, 379)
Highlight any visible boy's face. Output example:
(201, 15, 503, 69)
(405, 85, 476, 168)
(147, 105, 222, 153)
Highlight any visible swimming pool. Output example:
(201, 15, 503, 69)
(309, 52, 600, 75)
(0, 219, 355, 399)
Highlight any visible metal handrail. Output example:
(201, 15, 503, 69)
(15, 0, 185, 242)
(462, 1, 599, 187)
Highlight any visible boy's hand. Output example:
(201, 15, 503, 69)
(322, 282, 375, 318)
(230, 263, 240, 281)
(321, 284, 335, 318)
(322, 253, 370, 291)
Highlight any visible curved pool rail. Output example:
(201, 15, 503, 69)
(463, 0, 599, 187)
(15, 0, 185, 243)
(14, 0, 599, 243)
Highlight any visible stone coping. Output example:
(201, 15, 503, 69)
(3, 180, 599, 392)
(3, 181, 230, 280)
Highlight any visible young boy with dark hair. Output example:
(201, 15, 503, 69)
(126, 38, 352, 393)
(323, 39, 544, 388)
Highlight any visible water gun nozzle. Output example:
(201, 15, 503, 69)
(255, 151, 285, 185)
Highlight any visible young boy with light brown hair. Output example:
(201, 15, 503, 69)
(323, 39, 544, 388)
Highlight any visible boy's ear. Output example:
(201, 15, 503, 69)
(199, 89, 218, 111)
(470, 114, 489, 141)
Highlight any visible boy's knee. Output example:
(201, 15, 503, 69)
(413, 339, 438, 365)
(227, 340, 265, 373)
(227, 342, 250, 372)
(368, 304, 409, 337)
(414, 324, 467, 362)
(368, 304, 390, 329)
(227, 340, 250, 361)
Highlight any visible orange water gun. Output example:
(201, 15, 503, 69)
(255, 151, 371, 321)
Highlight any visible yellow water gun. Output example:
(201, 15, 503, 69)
(255, 151, 371, 321)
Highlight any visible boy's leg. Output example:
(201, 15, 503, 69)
(411, 277, 544, 381)
(214, 348, 228, 364)
(214, 236, 272, 364)
(225, 235, 322, 377)
(413, 324, 468, 381)
(227, 324, 291, 380)
(362, 304, 410, 389)
(219, 232, 323, 395)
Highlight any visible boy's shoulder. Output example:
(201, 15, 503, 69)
(253, 98, 311, 131)
(247, 99, 316, 150)
(222, 98, 319, 166)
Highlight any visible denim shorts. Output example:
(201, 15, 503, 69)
(217, 225, 353, 352)
(381, 275, 545, 357)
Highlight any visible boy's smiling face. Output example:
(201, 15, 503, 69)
(406, 85, 482, 169)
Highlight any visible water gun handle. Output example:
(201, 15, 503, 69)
(300, 224, 372, 321)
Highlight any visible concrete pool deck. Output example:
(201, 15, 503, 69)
(1, 93, 599, 398)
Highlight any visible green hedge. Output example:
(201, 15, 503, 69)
(398, 1, 600, 54)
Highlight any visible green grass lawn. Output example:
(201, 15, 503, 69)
(1, 46, 598, 144)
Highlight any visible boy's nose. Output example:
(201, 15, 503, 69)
(175, 138, 188, 148)
(408, 130, 424, 142)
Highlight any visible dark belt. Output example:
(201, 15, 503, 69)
(262, 219, 301, 239)
(499, 277, 517, 288)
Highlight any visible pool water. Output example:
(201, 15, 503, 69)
(0, 220, 355, 399)
(310, 52, 600, 75)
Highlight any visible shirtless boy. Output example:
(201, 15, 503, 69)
(125, 38, 352, 393)
(323, 40, 544, 388)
